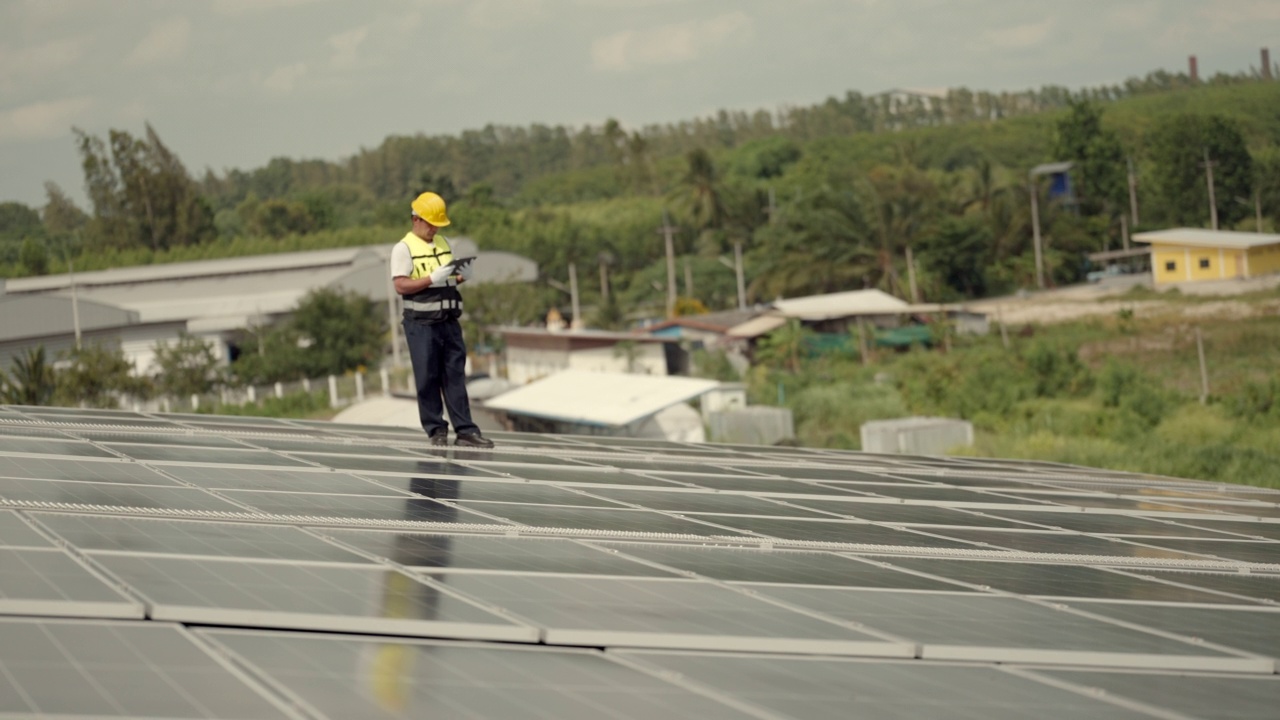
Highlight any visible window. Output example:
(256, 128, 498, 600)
(1199, 258, 1211, 269)
(1165, 261, 1177, 272)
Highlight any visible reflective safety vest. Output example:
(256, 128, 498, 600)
(399, 232, 462, 322)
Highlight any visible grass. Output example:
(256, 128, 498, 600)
(766, 310, 1280, 487)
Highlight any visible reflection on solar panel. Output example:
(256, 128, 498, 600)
(2, 404, 1278, 718)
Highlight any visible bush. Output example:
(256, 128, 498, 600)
(1097, 359, 1170, 428)
(1224, 377, 1280, 423)
(203, 390, 330, 418)
(792, 381, 909, 449)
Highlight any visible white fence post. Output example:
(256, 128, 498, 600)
(247, 386, 256, 403)
(328, 375, 339, 408)
(355, 372, 365, 403)
(302, 377, 311, 393)
(191, 394, 199, 411)
(380, 368, 391, 397)
(274, 382, 284, 399)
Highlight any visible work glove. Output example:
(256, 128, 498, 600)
(458, 262, 474, 283)
(428, 263, 456, 286)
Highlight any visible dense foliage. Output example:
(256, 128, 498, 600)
(1, 67, 1276, 323)
(735, 294, 1280, 487)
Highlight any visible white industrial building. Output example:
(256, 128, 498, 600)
(0, 239, 536, 375)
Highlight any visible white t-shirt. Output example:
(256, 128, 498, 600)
(389, 239, 414, 279)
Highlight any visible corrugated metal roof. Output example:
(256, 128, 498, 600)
(1133, 228, 1280, 249)
(5, 246, 382, 294)
(484, 370, 719, 427)
(0, 295, 138, 342)
(726, 314, 787, 339)
(773, 289, 909, 320)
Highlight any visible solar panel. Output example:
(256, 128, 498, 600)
(0, 547, 144, 618)
(0, 509, 53, 547)
(616, 651, 1158, 720)
(0, 618, 298, 718)
(91, 554, 539, 641)
(203, 629, 762, 719)
(2, 405, 1278, 718)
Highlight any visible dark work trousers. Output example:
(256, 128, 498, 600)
(402, 317, 479, 437)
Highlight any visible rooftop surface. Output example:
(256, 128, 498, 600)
(1133, 228, 1280, 249)
(0, 406, 1278, 718)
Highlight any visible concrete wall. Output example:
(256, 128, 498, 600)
(1248, 244, 1280, 277)
(1150, 244, 1271, 284)
(707, 406, 795, 446)
(504, 344, 667, 385)
(861, 416, 973, 455)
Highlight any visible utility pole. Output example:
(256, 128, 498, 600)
(733, 240, 746, 311)
(905, 246, 920, 303)
(68, 255, 82, 350)
(1120, 213, 1130, 251)
(568, 262, 581, 329)
(1126, 156, 1139, 226)
(1029, 178, 1045, 289)
(659, 210, 678, 317)
(1202, 148, 1218, 230)
(385, 266, 401, 368)
(598, 253, 610, 303)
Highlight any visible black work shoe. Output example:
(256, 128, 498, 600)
(429, 431, 449, 447)
(454, 432, 494, 449)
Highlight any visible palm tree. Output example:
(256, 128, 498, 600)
(0, 346, 56, 406)
(748, 186, 877, 300)
(673, 148, 729, 236)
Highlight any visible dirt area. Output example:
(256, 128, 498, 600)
(967, 274, 1280, 326)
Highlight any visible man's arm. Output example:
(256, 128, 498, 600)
(393, 275, 433, 295)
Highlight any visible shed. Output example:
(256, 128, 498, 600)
(483, 369, 719, 441)
(1133, 228, 1280, 285)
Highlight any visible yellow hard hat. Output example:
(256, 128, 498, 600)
(410, 192, 450, 227)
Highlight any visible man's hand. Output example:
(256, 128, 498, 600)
(428, 263, 456, 286)
(458, 262, 474, 283)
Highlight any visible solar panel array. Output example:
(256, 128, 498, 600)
(1, 404, 1277, 719)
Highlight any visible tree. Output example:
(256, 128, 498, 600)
(1149, 114, 1254, 227)
(0, 201, 45, 269)
(1052, 101, 1127, 214)
(672, 148, 730, 253)
(288, 288, 386, 377)
(917, 215, 994, 299)
(54, 343, 150, 408)
(862, 163, 940, 297)
(41, 182, 89, 241)
(0, 202, 43, 242)
(0, 347, 56, 406)
(73, 124, 215, 250)
(18, 238, 48, 275)
(748, 185, 877, 299)
(756, 319, 813, 374)
(151, 332, 224, 398)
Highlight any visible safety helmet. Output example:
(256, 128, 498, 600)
(410, 191, 451, 227)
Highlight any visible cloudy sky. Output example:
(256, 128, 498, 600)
(2, 0, 1277, 207)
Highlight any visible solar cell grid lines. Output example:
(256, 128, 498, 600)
(1, 406, 1279, 719)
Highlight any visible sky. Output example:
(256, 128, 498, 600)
(2, 0, 1278, 208)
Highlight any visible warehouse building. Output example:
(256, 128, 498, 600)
(1134, 228, 1280, 285)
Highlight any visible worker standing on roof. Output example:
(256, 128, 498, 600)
(390, 191, 494, 448)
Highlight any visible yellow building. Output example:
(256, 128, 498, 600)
(1133, 228, 1280, 285)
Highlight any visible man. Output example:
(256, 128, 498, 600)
(390, 191, 494, 448)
